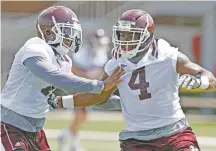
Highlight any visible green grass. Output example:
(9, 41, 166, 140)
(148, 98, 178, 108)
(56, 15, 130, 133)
(45, 120, 216, 136)
(48, 139, 120, 151)
(191, 123, 216, 137)
(45, 120, 125, 132)
(48, 139, 216, 151)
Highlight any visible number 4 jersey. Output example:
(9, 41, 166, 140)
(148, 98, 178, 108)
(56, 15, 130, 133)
(104, 39, 185, 131)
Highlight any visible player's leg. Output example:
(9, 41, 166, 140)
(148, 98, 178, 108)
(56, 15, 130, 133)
(166, 127, 201, 151)
(70, 108, 87, 151)
(71, 108, 88, 134)
(57, 108, 87, 151)
(1, 122, 28, 151)
(120, 139, 162, 151)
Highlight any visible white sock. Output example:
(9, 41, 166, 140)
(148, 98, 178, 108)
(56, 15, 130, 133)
(72, 132, 81, 146)
(59, 127, 75, 140)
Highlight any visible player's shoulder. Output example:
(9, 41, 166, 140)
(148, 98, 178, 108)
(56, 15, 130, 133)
(156, 38, 179, 60)
(19, 37, 54, 62)
(24, 37, 54, 56)
(104, 57, 119, 76)
(105, 57, 118, 69)
(157, 38, 171, 49)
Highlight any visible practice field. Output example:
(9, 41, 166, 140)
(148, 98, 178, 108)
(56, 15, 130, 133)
(45, 120, 216, 137)
(48, 139, 120, 151)
(45, 111, 216, 151)
(46, 129, 216, 151)
(47, 138, 216, 151)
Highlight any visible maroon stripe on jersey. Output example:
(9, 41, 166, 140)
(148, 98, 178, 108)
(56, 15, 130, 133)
(63, 55, 69, 62)
(151, 38, 159, 58)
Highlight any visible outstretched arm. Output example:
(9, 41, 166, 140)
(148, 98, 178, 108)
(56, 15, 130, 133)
(24, 56, 104, 94)
(24, 56, 123, 94)
(72, 72, 118, 107)
(177, 52, 216, 90)
(48, 72, 123, 109)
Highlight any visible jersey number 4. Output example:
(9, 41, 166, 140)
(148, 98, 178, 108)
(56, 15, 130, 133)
(128, 66, 151, 100)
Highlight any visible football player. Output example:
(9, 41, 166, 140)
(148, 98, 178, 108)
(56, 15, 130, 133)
(49, 9, 216, 151)
(105, 9, 216, 151)
(0, 6, 124, 151)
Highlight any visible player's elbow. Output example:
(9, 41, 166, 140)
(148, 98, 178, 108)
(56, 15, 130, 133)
(208, 78, 216, 90)
(201, 71, 216, 90)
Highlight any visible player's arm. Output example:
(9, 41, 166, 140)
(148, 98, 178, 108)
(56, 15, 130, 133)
(75, 72, 122, 110)
(72, 68, 118, 107)
(176, 52, 216, 90)
(48, 73, 119, 108)
(69, 61, 121, 110)
(73, 75, 116, 107)
(48, 58, 123, 109)
(23, 56, 123, 94)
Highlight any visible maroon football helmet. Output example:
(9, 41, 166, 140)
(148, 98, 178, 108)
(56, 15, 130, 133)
(37, 6, 82, 55)
(112, 9, 155, 59)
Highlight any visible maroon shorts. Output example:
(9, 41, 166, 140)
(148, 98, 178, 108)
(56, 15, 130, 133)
(120, 127, 201, 151)
(1, 122, 51, 151)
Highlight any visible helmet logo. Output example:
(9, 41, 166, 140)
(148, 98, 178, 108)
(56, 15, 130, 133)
(71, 17, 78, 22)
(118, 20, 135, 31)
(118, 20, 135, 26)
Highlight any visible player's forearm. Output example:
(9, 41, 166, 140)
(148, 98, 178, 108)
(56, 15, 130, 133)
(24, 57, 104, 94)
(183, 66, 216, 90)
(73, 87, 116, 108)
(54, 87, 116, 109)
(177, 52, 216, 90)
(49, 72, 104, 94)
(178, 65, 216, 90)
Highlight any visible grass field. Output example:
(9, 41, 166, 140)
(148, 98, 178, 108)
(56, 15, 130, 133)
(47, 138, 216, 151)
(48, 139, 120, 151)
(45, 120, 216, 137)
(45, 111, 216, 151)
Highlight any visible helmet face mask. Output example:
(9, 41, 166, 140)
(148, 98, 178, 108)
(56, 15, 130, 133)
(37, 6, 83, 55)
(49, 17, 82, 55)
(112, 10, 155, 59)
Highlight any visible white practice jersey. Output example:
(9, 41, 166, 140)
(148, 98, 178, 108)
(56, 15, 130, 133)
(1, 37, 72, 118)
(104, 39, 185, 131)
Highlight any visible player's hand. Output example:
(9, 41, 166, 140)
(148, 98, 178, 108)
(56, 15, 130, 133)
(177, 74, 201, 89)
(103, 66, 125, 91)
(47, 94, 60, 110)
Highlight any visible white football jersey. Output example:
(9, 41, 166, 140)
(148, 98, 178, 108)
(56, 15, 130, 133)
(105, 39, 185, 131)
(1, 37, 72, 118)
